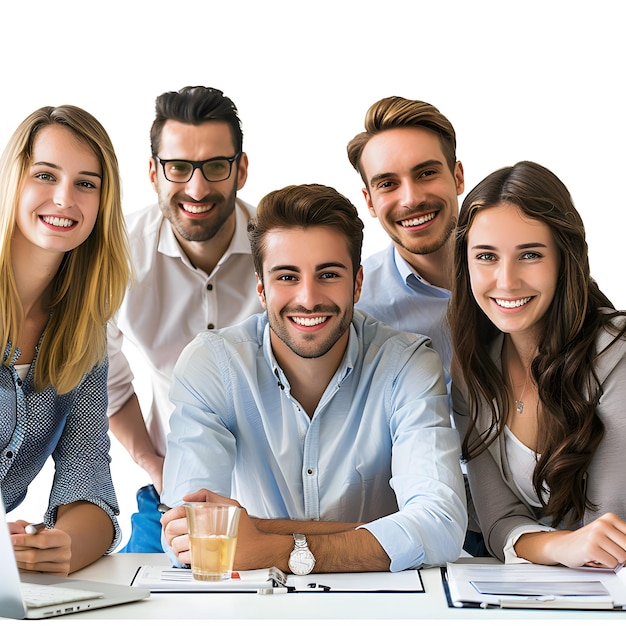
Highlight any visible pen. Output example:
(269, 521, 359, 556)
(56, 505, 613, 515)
(157, 503, 171, 513)
(257, 586, 296, 595)
(25, 522, 47, 535)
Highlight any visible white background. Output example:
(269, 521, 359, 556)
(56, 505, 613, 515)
(4, 1, 625, 548)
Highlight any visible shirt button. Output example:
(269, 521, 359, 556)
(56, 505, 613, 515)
(306, 468, 314, 475)
(207, 323, 215, 330)
(6, 450, 13, 459)
(16, 378, 22, 387)
(206, 284, 213, 291)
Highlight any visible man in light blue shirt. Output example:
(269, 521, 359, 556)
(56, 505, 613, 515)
(346, 97, 465, 377)
(355, 246, 452, 378)
(160, 184, 466, 573)
(347, 98, 489, 557)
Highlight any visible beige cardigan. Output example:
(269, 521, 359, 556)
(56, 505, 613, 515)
(453, 318, 626, 560)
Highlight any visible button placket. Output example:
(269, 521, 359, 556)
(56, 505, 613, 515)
(301, 414, 321, 520)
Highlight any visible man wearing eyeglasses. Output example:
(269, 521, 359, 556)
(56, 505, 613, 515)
(107, 86, 262, 552)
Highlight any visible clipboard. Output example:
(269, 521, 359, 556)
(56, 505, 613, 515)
(131, 565, 424, 594)
(442, 560, 626, 611)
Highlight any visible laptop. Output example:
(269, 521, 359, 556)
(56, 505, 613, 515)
(0, 490, 149, 619)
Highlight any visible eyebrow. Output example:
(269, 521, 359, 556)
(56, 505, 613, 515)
(32, 161, 102, 179)
(368, 159, 444, 187)
(267, 262, 350, 274)
(470, 243, 548, 250)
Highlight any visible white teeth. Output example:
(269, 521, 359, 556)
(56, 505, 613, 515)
(181, 203, 212, 214)
(495, 297, 532, 309)
(292, 316, 328, 327)
(400, 213, 435, 227)
(42, 216, 75, 228)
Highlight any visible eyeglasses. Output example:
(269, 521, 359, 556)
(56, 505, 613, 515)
(153, 153, 241, 183)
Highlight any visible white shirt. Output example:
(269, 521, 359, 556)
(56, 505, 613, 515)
(504, 426, 543, 508)
(107, 199, 262, 455)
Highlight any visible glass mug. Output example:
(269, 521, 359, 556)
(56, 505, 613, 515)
(183, 503, 241, 581)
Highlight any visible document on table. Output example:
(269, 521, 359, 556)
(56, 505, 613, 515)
(131, 566, 281, 592)
(443, 560, 626, 610)
(131, 565, 423, 594)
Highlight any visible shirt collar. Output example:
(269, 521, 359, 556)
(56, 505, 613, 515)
(392, 245, 452, 297)
(3, 341, 20, 366)
(393, 246, 431, 286)
(263, 317, 357, 392)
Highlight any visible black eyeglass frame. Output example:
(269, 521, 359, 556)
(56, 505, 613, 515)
(153, 153, 241, 183)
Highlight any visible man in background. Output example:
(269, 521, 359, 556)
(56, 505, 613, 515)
(346, 96, 464, 376)
(347, 97, 488, 556)
(107, 86, 262, 552)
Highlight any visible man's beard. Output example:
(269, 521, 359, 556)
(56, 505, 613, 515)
(392, 210, 457, 256)
(159, 179, 238, 243)
(267, 304, 351, 359)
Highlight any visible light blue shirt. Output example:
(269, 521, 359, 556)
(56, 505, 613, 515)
(358, 244, 452, 377)
(162, 310, 466, 570)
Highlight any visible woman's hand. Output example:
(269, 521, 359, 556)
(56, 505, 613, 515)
(10, 521, 72, 575)
(516, 512, 626, 568)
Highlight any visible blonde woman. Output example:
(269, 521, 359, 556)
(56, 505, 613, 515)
(1, 105, 132, 574)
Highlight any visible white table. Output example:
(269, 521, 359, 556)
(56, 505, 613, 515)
(46, 553, 622, 623)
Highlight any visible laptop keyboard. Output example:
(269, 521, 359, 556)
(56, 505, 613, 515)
(21, 582, 103, 608)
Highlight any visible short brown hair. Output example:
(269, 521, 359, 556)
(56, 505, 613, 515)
(347, 96, 457, 185)
(248, 184, 364, 282)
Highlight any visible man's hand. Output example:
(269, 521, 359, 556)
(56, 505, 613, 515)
(10, 520, 72, 576)
(161, 489, 241, 564)
(161, 489, 287, 570)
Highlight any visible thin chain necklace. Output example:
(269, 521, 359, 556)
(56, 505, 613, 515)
(514, 375, 529, 414)
(507, 363, 531, 414)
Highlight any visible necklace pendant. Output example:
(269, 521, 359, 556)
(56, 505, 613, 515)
(516, 400, 524, 414)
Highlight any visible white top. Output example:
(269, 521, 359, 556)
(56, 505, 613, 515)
(106, 199, 263, 455)
(503, 426, 542, 508)
(14, 364, 30, 381)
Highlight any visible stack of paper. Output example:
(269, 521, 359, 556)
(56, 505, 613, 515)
(444, 560, 626, 610)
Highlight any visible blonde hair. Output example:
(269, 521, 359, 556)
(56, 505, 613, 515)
(0, 105, 132, 393)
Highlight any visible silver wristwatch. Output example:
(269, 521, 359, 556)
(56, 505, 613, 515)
(288, 533, 315, 575)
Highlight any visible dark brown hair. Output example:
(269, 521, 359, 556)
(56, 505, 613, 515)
(449, 160, 625, 526)
(150, 86, 243, 157)
(248, 183, 364, 282)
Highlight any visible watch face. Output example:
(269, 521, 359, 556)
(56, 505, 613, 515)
(289, 548, 315, 575)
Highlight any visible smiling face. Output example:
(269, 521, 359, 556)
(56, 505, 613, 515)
(256, 226, 363, 366)
(467, 202, 559, 342)
(150, 120, 247, 244)
(14, 124, 101, 260)
(359, 126, 464, 261)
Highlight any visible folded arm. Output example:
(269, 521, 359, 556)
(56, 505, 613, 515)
(514, 512, 626, 568)
(162, 489, 390, 572)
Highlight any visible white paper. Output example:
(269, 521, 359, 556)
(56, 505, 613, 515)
(132, 566, 423, 593)
(445, 561, 626, 610)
